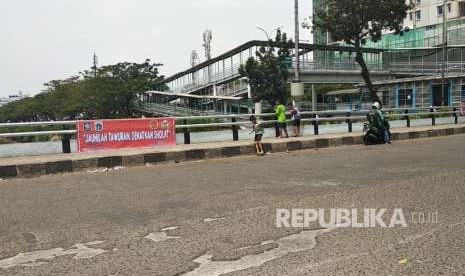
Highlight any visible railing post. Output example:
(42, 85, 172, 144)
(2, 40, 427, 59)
(232, 117, 239, 141)
(453, 107, 458, 124)
(61, 124, 71, 154)
(183, 119, 191, 144)
(405, 109, 410, 127)
(313, 114, 319, 135)
(430, 108, 436, 126)
(346, 112, 352, 133)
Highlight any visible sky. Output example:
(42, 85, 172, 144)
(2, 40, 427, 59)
(0, 0, 313, 97)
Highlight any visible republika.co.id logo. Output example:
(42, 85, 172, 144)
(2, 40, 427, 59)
(276, 208, 438, 229)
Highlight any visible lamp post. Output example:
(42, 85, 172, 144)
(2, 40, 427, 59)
(291, 0, 304, 101)
(294, 0, 300, 82)
(254, 26, 283, 114)
(256, 26, 283, 41)
(441, 0, 448, 106)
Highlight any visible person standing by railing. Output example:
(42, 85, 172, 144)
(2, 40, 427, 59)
(249, 115, 264, 155)
(288, 103, 301, 137)
(275, 100, 289, 138)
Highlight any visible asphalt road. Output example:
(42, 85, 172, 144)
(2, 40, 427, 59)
(1, 134, 465, 275)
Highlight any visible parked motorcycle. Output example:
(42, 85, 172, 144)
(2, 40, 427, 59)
(362, 123, 386, 145)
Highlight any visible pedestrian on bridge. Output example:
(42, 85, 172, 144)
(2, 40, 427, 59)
(275, 100, 289, 138)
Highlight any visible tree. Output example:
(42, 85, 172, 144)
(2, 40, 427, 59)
(0, 59, 166, 122)
(313, 0, 411, 103)
(90, 59, 165, 118)
(239, 30, 294, 105)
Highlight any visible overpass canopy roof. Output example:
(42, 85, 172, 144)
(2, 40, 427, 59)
(162, 40, 385, 84)
(326, 88, 359, 96)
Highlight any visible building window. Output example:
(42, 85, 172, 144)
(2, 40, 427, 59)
(447, 3, 451, 13)
(398, 89, 414, 108)
(437, 5, 444, 16)
(461, 85, 465, 102)
(459, 2, 465, 17)
(382, 91, 390, 108)
(409, 12, 413, 21)
(415, 10, 422, 21)
(416, 0, 421, 3)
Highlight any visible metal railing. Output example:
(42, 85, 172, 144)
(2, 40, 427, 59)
(297, 61, 387, 72)
(165, 60, 465, 98)
(141, 102, 223, 117)
(168, 64, 243, 95)
(0, 106, 461, 154)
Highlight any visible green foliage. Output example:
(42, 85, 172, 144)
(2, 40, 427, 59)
(313, 0, 411, 103)
(239, 30, 294, 105)
(0, 59, 165, 122)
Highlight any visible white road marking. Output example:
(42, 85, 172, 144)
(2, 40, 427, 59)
(145, 226, 181, 243)
(145, 232, 180, 243)
(161, 226, 179, 231)
(203, 217, 226, 223)
(183, 228, 334, 276)
(0, 241, 106, 270)
(85, 240, 105, 246)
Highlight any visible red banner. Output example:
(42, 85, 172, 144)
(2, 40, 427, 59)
(76, 118, 176, 152)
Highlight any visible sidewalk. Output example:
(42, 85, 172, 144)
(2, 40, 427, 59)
(1, 124, 464, 178)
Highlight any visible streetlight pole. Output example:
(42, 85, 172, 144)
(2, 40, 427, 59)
(294, 0, 300, 82)
(291, 0, 304, 102)
(256, 26, 284, 41)
(441, 0, 447, 106)
(254, 25, 283, 115)
(256, 26, 271, 41)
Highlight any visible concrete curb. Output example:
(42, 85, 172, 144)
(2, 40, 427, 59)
(2, 125, 465, 179)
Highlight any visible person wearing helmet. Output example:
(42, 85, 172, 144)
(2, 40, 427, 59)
(367, 102, 391, 144)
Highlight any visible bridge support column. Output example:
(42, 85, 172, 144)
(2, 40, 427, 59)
(247, 84, 253, 114)
(311, 84, 317, 111)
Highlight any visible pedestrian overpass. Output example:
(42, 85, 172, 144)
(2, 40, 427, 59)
(141, 40, 465, 116)
(158, 40, 391, 94)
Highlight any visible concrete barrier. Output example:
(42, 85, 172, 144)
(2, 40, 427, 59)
(2, 124, 465, 179)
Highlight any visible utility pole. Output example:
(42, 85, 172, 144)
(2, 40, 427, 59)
(294, 0, 300, 82)
(441, 0, 447, 106)
(291, 0, 304, 100)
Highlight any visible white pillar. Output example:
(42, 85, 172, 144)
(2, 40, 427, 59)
(213, 84, 217, 97)
(247, 84, 253, 114)
(291, 82, 304, 97)
(255, 100, 263, 115)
